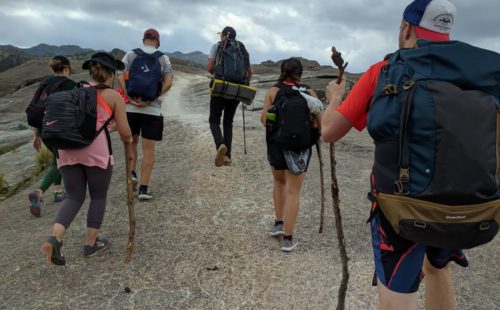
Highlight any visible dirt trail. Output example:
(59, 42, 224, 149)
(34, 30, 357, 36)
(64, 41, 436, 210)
(0, 72, 498, 309)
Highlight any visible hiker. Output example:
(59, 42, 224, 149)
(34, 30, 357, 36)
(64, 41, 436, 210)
(117, 28, 173, 200)
(42, 52, 132, 265)
(207, 26, 253, 167)
(321, 1, 474, 308)
(261, 58, 321, 252)
(27, 55, 77, 217)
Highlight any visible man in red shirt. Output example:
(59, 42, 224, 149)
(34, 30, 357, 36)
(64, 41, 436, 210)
(321, 1, 468, 309)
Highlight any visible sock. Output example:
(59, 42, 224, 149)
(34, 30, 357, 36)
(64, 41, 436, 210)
(139, 185, 148, 193)
(283, 235, 292, 241)
(275, 220, 284, 226)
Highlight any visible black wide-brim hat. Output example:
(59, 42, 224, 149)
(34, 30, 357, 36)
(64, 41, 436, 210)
(82, 52, 125, 71)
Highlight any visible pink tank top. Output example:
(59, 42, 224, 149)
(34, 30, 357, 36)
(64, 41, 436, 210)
(57, 92, 114, 169)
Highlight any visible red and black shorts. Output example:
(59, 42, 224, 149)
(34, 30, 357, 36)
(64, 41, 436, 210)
(371, 211, 469, 293)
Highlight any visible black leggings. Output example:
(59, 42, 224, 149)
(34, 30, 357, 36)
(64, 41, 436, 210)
(55, 163, 113, 229)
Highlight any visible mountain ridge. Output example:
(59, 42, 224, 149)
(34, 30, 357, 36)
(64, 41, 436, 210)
(0, 44, 211, 73)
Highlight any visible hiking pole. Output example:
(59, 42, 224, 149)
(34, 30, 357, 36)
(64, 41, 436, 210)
(330, 46, 349, 310)
(316, 142, 326, 234)
(242, 103, 247, 155)
(123, 141, 136, 263)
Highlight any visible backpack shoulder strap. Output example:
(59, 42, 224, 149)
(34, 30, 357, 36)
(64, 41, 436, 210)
(94, 83, 111, 90)
(133, 48, 145, 56)
(95, 90, 114, 155)
(151, 51, 164, 59)
(133, 48, 163, 59)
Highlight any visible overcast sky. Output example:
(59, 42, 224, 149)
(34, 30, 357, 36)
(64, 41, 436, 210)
(1, 0, 499, 72)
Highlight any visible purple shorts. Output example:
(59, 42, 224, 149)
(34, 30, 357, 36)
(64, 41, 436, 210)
(371, 211, 469, 293)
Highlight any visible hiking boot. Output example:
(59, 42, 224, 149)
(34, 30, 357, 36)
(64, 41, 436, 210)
(138, 189, 153, 201)
(53, 190, 65, 203)
(131, 171, 138, 191)
(223, 155, 231, 166)
(29, 191, 43, 218)
(271, 223, 284, 237)
(281, 237, 299, 252)
(83, 237, 109, 258)
(42, 236, 65, 265)
(215, 144, 227, 167)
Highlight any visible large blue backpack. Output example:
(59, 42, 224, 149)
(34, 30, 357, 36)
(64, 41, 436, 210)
(126, 48, 163, 101)
(214, 39, 248, 84)
(367, 40, 500, 249)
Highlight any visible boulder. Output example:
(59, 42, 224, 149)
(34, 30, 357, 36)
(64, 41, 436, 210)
(0, 143, 39, 196)
(0, 130, 32, 154)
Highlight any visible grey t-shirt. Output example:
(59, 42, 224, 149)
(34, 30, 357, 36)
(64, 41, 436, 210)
(208, 43, 218, 59)
(120, 45, 173, 116)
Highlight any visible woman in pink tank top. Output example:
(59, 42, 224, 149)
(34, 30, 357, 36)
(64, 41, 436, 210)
(42, 52, 132, 266)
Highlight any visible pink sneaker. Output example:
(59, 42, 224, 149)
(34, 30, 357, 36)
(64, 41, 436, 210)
(28, 191, 43, 217)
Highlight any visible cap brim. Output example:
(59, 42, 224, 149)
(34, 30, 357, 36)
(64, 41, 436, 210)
(415, 26, 450, 41)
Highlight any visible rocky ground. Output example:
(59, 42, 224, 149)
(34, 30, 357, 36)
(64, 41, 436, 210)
(0, 71, 498, 309)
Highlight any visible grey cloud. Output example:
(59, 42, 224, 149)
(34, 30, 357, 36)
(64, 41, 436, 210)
(0, 0, 499, 72)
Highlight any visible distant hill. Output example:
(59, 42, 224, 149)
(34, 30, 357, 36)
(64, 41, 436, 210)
(21, 43, 95, 57)
(0, 44, 209, 74)
(166, 51, 207, 66)
(0, 45, 32, 73)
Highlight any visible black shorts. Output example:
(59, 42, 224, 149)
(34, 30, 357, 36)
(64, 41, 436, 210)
(127, 112, 164, 141)
(266, 140, 312, 172)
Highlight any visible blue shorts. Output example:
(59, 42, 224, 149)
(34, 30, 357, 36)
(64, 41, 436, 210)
(371, 211, 469, 293)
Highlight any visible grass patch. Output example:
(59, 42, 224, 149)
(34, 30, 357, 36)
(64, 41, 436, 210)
(36, 145, 53, 173)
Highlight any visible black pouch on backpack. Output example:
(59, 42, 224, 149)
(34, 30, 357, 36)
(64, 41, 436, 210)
(25, 77, 68, 130)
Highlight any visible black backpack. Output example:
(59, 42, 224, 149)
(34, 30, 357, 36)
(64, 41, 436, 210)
(26, 77, 69, 130)
(41, 83, 113, 150)
(214, 39, 248, 84)
(270, 84, 318, 151)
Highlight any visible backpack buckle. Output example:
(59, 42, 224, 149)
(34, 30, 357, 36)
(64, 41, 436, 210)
(393, 168, 409, 195)
(413, 220, 427, 229)
(382, 84, 398, 95)
(403, 80, 415, 90)
(479, 221, 490, 231)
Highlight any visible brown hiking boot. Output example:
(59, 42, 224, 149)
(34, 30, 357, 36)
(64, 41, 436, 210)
(223, 155, 231, 166)
(215, 144, 227, 167)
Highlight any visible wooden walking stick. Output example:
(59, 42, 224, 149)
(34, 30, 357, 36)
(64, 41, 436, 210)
(123, 142, 136, 263)
(330, 46, 349, 310)
(316, 142, 326, 234)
